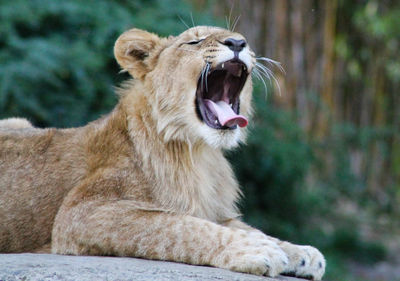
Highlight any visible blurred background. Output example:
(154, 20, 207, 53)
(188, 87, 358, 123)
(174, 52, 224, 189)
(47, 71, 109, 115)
(0, 0, 399, 280)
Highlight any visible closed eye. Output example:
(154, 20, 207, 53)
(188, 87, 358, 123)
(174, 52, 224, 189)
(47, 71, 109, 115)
(186, 39, 204, 45)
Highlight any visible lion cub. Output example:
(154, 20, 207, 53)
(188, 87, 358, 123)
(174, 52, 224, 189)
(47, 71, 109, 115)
(0, 26, 325, 279)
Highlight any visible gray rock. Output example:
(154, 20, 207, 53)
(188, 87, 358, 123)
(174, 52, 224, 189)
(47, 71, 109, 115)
(0, 254, 305, 281)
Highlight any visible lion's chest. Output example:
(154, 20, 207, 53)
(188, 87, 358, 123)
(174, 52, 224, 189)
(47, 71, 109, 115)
(145, 149, 240, 223)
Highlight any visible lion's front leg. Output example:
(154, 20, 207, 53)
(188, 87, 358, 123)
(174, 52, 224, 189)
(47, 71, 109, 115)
(223, 219, 326, 280)
(52, 200, 288, 277)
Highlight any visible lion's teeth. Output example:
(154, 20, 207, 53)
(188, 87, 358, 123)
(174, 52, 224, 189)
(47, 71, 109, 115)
(214, 120, 218, 124)
(222, 63, 224, 68)
(229, 103, 232, 107)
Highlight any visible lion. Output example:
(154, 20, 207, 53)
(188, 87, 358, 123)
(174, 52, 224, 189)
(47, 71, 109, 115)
(0, 26, 325, 279)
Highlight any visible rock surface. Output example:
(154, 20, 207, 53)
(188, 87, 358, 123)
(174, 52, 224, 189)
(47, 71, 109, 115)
(0, 254, 307, 281)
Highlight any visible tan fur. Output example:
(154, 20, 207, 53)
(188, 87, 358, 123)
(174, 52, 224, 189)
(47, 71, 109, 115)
(0, 118, 32, 129)
(0, 26, 325, 280)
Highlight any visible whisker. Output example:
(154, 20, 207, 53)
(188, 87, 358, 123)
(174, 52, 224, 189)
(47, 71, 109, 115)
(178, 15, 190, 30)
(225, 16, 230, 30)
(190, 12, 195, 27)
(255, 60, 282, 82)
(253, 58, 283, 96)
(269, 70, 281, 96)
(255, 64, 275, 87)
(200, 64, 206, 92)
(256, 57, 285, 74)
(204, 63, 211, 92)
(228, 2, 234, 30)
(252, 68, 268, 95)
(231, 14, 241, 32)
(255, 61, 273, 76)
(256, 61, 282, 88)
(255, 62, 271, 80)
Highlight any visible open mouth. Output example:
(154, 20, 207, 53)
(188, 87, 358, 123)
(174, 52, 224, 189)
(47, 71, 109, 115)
(195, 59, 249, 130)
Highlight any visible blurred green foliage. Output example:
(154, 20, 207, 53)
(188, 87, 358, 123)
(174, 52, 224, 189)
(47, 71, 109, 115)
(0, 1, 398, 280)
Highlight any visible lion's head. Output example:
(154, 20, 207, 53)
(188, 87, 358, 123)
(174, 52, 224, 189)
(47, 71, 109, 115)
(114, 26, 255, 149)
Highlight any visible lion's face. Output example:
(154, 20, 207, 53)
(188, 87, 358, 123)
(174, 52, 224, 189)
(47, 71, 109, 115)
(114, 26, 255, 149)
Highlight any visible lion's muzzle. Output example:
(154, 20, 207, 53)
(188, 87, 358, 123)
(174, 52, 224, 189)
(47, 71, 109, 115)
(195, 59, 249, 130)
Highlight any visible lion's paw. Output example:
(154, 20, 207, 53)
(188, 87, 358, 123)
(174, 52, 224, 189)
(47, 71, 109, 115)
(213, 230, 288, 277)
(280, 242, 326, 280)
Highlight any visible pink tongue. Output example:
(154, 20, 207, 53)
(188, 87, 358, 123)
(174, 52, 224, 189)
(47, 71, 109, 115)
(204, 99, 248, 128)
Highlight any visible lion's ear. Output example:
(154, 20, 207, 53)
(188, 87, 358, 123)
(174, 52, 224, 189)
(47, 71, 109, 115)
(114, 28, 162, 79)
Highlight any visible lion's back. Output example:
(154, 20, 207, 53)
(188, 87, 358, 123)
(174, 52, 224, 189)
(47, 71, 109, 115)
(0, 125, 87, 252)
(0, 118, 33, 129)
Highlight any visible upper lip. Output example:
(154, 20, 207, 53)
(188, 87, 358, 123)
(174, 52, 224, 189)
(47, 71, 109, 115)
(195, 59, 249, 130)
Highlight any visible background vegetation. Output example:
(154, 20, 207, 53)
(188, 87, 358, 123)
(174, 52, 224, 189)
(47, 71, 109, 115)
(1, 0, 399, 280)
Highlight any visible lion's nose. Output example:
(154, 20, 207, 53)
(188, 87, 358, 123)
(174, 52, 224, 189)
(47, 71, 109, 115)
(223, 38, 247, 52)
